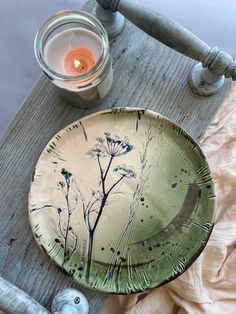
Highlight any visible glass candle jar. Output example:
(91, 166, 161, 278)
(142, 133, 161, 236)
(34, 10, 113, 108)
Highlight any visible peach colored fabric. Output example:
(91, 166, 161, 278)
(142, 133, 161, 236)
(102, 82, 236, 314)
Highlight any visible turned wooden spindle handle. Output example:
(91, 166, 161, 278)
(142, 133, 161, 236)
(0, 276, 89, 314)
(97, 0, 236, 80)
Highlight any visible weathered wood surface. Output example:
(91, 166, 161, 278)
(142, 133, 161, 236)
(0, 0, 231, 312)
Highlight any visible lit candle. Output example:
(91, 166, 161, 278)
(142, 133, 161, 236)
(64, 47, 96, 76)
(34, 10, 113, 107)
(44, 28, 101, 77)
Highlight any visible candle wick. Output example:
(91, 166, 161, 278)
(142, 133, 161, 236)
(74, 59, 81, 69)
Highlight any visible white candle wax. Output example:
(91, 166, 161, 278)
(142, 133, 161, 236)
(44, 28, 103, 75)
(34, 10, 113, 107)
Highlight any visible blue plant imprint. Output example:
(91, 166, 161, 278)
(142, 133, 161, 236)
(58, 169, 78, 266)
(84, 133, 136, 279)
(31, 168, 79, 266)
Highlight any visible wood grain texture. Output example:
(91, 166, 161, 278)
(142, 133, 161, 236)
(0, 0, 231, 312)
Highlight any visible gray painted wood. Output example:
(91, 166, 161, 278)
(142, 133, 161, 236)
(98, 0, 236, 79)
(0, 276, 49, 314)
(97, 0, 236, 96)
(0, 0, 231, 312)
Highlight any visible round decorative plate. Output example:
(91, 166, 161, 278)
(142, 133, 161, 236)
(29, 108, 216, 294)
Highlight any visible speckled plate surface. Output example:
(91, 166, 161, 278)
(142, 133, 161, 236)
(28, 108, 216, 294)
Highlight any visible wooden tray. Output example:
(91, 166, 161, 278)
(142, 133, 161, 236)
(0, 0, 231, 312)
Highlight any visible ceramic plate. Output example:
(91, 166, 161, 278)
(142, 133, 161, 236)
(28, 108, 216, 294)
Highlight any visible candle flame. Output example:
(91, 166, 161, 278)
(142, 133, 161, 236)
(74, 59, 81, 69)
